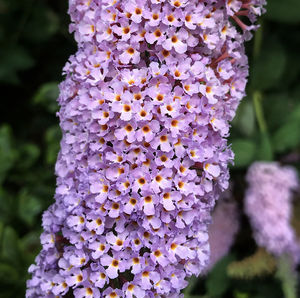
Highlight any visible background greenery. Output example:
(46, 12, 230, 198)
(0, 0, 299, 297)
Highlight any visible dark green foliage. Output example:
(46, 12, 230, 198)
(0, 125, 17, 183)
(205, 255, 235, 297)
(231, 139, 256, 168)
(0, 0, 299, 297)
(266, 0, 300, 24)
(0, 0, 74, 296)
(251, 37, 286, 91)
(33, 82, 60, 113)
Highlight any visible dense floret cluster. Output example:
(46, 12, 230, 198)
(245, 162, 300, 262)
(27, 0, 265, 297)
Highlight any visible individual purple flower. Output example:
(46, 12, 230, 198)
(124, 0, 144, 24)
(162, 27, 188, 54)
(118, 42, 141, 65)
(27, 0, 265, 297)
(245, 162, 300, 263)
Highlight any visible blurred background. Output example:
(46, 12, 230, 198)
(0, 0, 299, 297)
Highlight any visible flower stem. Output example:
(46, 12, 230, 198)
(253, 22, 263, 60)
(252, 23, 268, 135)
(253, 91, 267, 134)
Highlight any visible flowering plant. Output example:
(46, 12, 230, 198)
(26, 0, 265, 297)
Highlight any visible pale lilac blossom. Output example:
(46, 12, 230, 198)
(27, 0, 265, 296)
(245, 162, 300, 263)
(207, 197, 239, 269)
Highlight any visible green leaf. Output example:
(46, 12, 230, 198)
(255, 132, 273, 161)
(251, 39, 286, 90)
(0, 46, 34, 84)
(20, 231, 41, 265)
(18, 190, 42, 226)
(1, 226, 20, 266)
(16, 143, 40, 170)
(184, 276, 199, 295)
(272, 121, 300, 153)
(0, 221, 3, 241)
(276, 254, 297, 298)
(33, 82, 59, 113)
(289, 103, 300, 122)
(280, 52, 300, 87)
(266, 0, 300, 24)
(45, 125, 61, 164)
(21, 231, 41, 251)
(0, 125, 17, 184)
(0, 262, 19, 284)
(232, 99, 255, 137)
(263, 92, 292, 131)
(206, 254, 235, 297)
(0, 188, 14, 223)
(23, 3, 59, 42)
(234, 292, 250, 298)
(231, 140, 256, 168)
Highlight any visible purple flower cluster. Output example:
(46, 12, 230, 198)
(27, 0, 265, 297)
(207, 192, 239, 269)
(245, 162, 300, 262)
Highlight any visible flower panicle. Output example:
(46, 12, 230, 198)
(26, 0, 265, 297)
(245, 162, 300, 263)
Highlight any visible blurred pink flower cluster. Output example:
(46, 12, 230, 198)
(245, 162, 300, 262)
